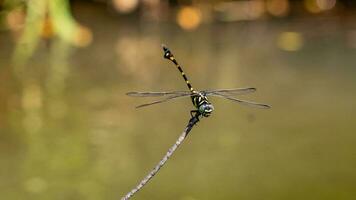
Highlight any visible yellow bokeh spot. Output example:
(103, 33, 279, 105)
(267, 0, 290, 17)
(6, 8, 25, 31)
(304, 0, 321, 13)
(249, 0, 265, 19)
(73, 25, 93, 47)
(316, 0, 336, 10)
(277, 32, 304, 51)
(177, 6, 202, 31)
(113, 0, 139, 13)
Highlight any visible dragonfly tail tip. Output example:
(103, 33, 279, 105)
(161, 44, 168, 51)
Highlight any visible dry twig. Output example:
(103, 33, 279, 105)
(121, 116, 200, 200)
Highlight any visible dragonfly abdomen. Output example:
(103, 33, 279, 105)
(163, 45, 195, 92)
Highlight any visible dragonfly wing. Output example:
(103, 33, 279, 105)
(127, 91, 191, 97)
(211, 93, 271, 109)
(135, 93, 192, 108)
(204, 87, 256, 96)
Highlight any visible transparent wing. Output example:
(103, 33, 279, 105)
(204, 87, 256, 96)
(135, 93, 192, 108)
(211, 93, 271, 109)
(127, 91, 191, 97)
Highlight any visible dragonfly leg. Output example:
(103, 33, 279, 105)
(190, 110, 198, 117)
(190, 110, 200, 121)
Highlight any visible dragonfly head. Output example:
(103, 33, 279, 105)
(199, 103, 214, 117)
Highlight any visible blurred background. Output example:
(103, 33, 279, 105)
(1, 0, 356, 199)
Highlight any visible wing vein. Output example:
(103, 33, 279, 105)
(210, 93, 270, 109)
(135, 93, 192, 108)
(127, 91, 191, 97)
(204, 87, 256, 96)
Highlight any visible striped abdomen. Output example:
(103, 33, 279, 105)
(163, 46, 194, 92)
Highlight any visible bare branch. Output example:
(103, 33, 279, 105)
(121, 116, 200, 200)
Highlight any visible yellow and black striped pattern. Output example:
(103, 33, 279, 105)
(192, 93, 209, 108)
(163, 46, 195, 92)
(162, 45, 214, 117)
(169, 57, 194, 92)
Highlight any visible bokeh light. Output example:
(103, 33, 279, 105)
(214, 0, 265, 21)
(248, 0, 265, 19)
(305, 0, 336, 13)
(317, 0, 337, 11)
(304, 0, 322, 13)
(113, 0, 139, 14)
(177, 6, 202, 31)
(73, 25, 93, 47)
(266, 0, 290, 17)
(115, 36, 158, 82)
(6, 8, 25, 32)
(277, 31, 304, 51)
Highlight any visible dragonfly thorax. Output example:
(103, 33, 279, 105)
(192, 93, 214, 117)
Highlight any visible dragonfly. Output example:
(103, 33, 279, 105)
(127, 45, 270, 119)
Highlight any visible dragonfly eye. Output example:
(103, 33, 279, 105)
(199, 104, 214, 116)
